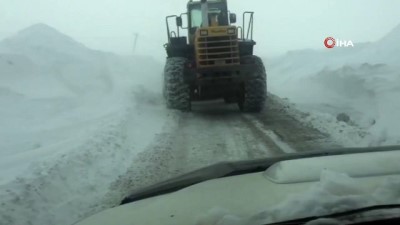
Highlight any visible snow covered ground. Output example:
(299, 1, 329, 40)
(267, 24, 400, 146)
(0, 24, 172, 225)
(1, 22, 400, 225)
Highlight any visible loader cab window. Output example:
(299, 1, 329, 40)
(191, 9, 203, 28)
(189, 3, 229, 29)
(208, 8, 222, 27)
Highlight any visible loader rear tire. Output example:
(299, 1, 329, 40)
(238, 56, 267, 112)
(163, 57, 191, 111)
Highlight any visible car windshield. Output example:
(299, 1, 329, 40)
(1, 1, 400, 225)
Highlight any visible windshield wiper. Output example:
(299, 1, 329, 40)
(120, 145, 400, 205)
(266, 204, 400, 225)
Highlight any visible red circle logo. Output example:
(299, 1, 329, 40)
(324, 37, 336, 48)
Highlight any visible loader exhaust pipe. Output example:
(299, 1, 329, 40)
(201, 0, 209, 27)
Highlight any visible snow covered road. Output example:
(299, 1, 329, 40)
(101, 95, 341, 219)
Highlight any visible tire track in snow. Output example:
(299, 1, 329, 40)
(240, 115, 296, 154)
(171, 109, 273, 172)
(252, 94, 341, 152)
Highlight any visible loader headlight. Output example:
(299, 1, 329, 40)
(200, 29, 208, 36)
(227, 28, 236, 35)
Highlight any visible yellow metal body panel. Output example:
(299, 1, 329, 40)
(195, 26, 240, 68)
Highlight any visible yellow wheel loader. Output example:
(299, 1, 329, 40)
(163, 0, 266, 112)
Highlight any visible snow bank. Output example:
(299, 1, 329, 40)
(0, 24, 168, 225)
(196, 171, 400, 225)
(267, 24, 400, 146)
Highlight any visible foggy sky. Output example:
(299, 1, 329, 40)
(1, 0, 400, 60)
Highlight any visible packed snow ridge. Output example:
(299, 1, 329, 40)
(268, 23, 400, 146)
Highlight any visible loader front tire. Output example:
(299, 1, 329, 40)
(238, 56, 267, 112)
(163, 57, 191, 111)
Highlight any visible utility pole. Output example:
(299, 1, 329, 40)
(133, 33, 139, 54)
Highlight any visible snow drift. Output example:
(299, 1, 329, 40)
(268, 24, 400, 146)
(0, 24, 168, 225)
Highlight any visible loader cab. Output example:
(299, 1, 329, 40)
(165, 0, 254, 60)
(187, 0, 231, 44)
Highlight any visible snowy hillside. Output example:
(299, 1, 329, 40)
(0, 23, 99, 66)
(0, 24, 170, 225)
(268, 24, 400, 146)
